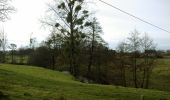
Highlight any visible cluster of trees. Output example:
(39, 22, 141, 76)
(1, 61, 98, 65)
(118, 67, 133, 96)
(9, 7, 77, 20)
(0, 0, 159, 89)
(115, 30, 157, 88)
(27, 0, 158, 89)
(40, 0, 107, 77)
(26, 29, 157, 89)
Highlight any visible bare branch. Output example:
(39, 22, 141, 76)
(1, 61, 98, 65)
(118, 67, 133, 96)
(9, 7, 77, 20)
(0, 0, 15, 21)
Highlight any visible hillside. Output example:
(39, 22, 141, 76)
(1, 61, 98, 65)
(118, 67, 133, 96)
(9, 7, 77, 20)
(0, 64, 170, 100)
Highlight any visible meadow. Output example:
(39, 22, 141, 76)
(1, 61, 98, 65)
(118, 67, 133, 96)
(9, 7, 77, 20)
(0, 63, 170, 100)
(150, 58, 170, 91)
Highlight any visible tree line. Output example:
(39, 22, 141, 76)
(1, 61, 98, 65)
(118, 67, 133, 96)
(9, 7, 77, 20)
(0, 0, 165, 89)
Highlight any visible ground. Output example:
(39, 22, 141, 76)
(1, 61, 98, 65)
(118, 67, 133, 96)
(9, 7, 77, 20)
(0, 64, 170, 100)
(150, 58, 170, 91)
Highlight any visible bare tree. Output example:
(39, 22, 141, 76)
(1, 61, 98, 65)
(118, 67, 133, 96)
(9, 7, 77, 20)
(45, 29, 64, 70)
(123, 30, 156, 88)
(127, 29, 141, 88)
(140, 33, 156, 88)
(0, 0, 15, 21)
(85, 17, 104, 78)
(116, 41, 128, 87)
(0, 28, 7, 63)
(8, 43, 17, 64)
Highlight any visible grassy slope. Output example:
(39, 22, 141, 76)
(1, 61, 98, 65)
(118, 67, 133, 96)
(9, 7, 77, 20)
(0, 64, 170, 100)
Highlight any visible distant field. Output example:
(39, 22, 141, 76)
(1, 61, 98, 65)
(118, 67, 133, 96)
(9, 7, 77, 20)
(0, 64, 170, 100)
(150, 58, 170, 91)
(5, 55, 28, 64)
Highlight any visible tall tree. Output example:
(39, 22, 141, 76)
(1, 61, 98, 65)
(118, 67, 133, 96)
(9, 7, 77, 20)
(0, 28, 7, 63)
(85, 17, 104, 78)
(18, 47, 26, 64)
(116, 41, 128, 87)
(8, 43, 17, 64)
(46, 29, 64, 70)
(140, 33, 156, 88)
(45, 0, 90, 76)
(127, 29, 141, 88)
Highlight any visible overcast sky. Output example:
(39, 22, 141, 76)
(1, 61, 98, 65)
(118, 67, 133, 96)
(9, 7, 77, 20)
(1, 0, 170, 49)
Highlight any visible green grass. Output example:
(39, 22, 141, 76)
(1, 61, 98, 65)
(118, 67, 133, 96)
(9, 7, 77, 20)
(150, 58, 170, 91)
(0, 64, 170, 100)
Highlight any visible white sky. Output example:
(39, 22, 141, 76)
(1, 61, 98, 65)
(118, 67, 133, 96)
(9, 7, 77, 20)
(1, 0, 170, 49)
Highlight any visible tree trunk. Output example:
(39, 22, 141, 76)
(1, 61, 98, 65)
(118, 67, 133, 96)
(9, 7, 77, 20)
(141, 68, 146, 88)
(120, 57, 126, 87)
(11, 50, 14, 64)
(2, 52, 5, 63)
(141, 55, 148, 88)
(145, 67, 150, 89)
(69, 5, 77, 77)
(87, 23, 95, 78)
(52, 54, 55, 70)
(122, 64, 126, 87)
(133, 52, 138, 88)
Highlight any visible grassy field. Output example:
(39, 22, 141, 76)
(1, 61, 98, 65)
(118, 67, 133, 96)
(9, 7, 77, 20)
(0, 64, 170, 100)
(150, 58, 170, 91)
